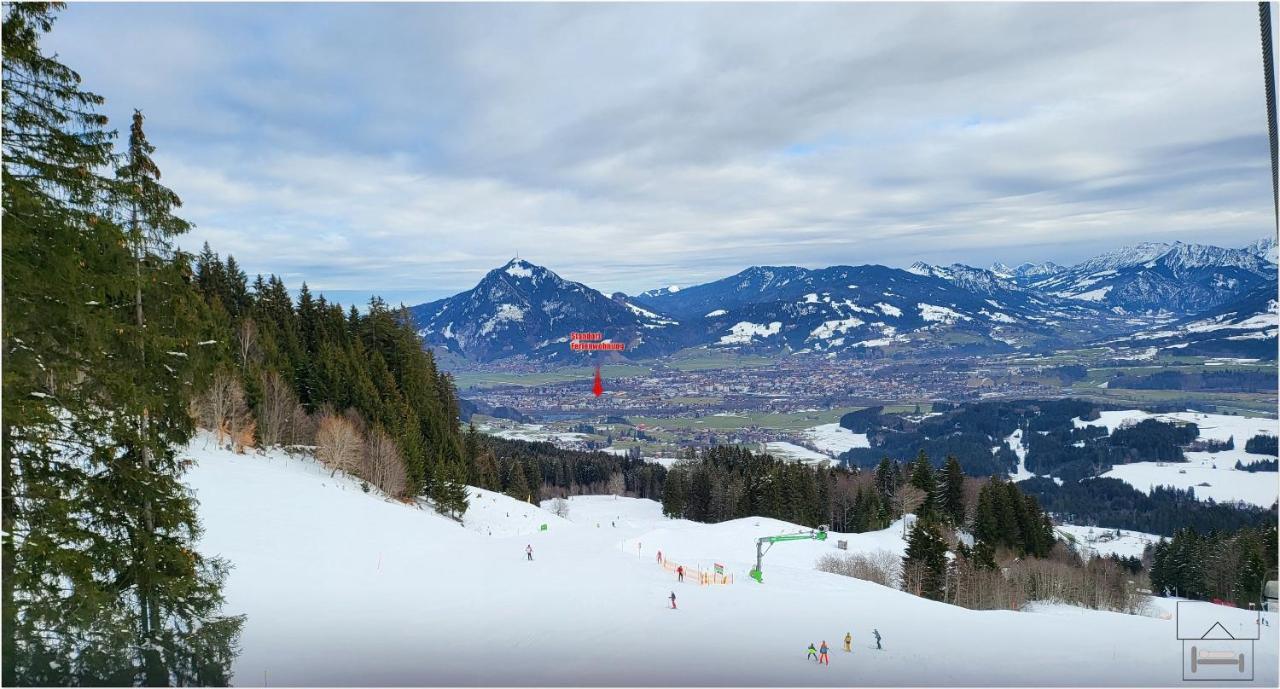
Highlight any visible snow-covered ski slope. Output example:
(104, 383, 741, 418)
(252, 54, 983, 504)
(183, 433, 1277, 686)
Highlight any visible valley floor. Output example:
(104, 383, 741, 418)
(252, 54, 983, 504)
(183, 434, 1278, 687)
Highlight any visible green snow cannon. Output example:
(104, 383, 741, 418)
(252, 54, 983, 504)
(751, 525, 829, 583)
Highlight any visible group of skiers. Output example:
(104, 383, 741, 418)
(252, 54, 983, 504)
(806, 629, 881, 665)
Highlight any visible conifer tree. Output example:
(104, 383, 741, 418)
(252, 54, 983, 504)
(902, 517, 948, 600)
(909, 450, 937, 520)
(942, 456, 966, 526)
(505, 459, 532, 502)
(115, 108, 243, 684)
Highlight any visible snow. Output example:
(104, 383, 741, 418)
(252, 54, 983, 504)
(667, 284, 681, 293)
(875, 302, 902, 317)
(808, 317, 865, 340)
(980, 309, 1018, 324)
(1006, 429, 1035, 482)
(803, 293, 820, 304)
(719, 321, 782, 344)
(765, 441, 832, 464)
(801, 423, 870, 456)
(1076, 410, 1278, 508)
(625, 302, 678, 325)
(917, 303, 971, 323)
(1101, 462, 1277, 508)
(477, 421, 592, 448)
(1054, 524, 1162, 560)
(1073, 286, 1114, 302)
(704, 309, 728, 318)
(505, 262, 534, 278)
(182, 434, 1278, 687)
(479, 303, 526, 335)
(854, 337, 898, 348)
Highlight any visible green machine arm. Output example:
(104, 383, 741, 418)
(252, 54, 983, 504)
(748, 526, 827, 583)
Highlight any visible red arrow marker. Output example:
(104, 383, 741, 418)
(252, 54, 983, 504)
(593, 365, 603, 397)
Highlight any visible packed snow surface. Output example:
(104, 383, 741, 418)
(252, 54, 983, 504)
(183, 433, 1278, 686)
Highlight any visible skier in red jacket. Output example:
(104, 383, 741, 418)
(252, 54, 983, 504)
(677, 565, 684, 582)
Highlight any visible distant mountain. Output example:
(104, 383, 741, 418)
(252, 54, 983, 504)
(1027, 241, 1275, 314)
(990, 261, 1065, 283)
(908, 262, 1020, 296)
(412, 239, 1276, 363)
(408, 259, 685, 362)
(635, 263, 1119, 357)
(1246, 237, 1278, 265)
(629, 266, 813, 320)
(1112, 280, 1278, 360)
(636, 284, 683, 300)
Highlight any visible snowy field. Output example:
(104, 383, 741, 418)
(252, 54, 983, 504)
(1074, 411, 1279, 508)
(475, 421, 592, 448)
(764, 441, 832, 464)
(183, 433, 1278, 686)
(1054, 525, 1162, 560)
(801, 423, 870, 456)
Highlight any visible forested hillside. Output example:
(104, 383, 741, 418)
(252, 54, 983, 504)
(188, 246, 469, 515)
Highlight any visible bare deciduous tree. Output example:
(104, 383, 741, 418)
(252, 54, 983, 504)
(362, 426, 408, 498)
(258, 370, 301, 447)
(236, 317, 259, 371)
(815, 550, 901, 588)
(607, 473, 625, 496)
(549, 497, 570, 519)
(196, 368, 253, 450)
(315, 412, 363, 478)
(893, 484, 925, 536)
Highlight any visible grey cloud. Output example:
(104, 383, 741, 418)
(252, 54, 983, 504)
(43, 2, 1275, 301)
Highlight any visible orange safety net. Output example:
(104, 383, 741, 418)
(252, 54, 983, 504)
(658, 557, 732, 585)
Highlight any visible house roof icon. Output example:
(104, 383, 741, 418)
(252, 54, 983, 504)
(1200, 621, 1237, 640)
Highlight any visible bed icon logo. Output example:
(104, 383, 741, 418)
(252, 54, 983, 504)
(1188, 646, 1246, 674)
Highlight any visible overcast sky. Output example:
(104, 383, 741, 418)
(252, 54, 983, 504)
(47, 2, 1274, 305)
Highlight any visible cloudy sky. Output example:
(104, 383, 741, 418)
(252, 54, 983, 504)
(48, 2, 1274, 305)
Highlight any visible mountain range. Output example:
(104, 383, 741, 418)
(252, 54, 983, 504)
(409, 238, 1278, 363)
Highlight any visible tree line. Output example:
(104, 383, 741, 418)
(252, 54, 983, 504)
(1148, 526, 1277, 607)
(463, 430, 667, 503)
(1022, 477, 1277, 537)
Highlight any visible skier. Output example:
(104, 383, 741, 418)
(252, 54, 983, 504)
(526, 544, 533, 561)
(657, 550, 663, 564)
(873, 629, 882, 650)
(818, 641, 829, 665)
(677, 565, 684, 582)
(806, 643, 818, 662)
(669, 591, 677, 609)
(843, 632, 852, 652)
